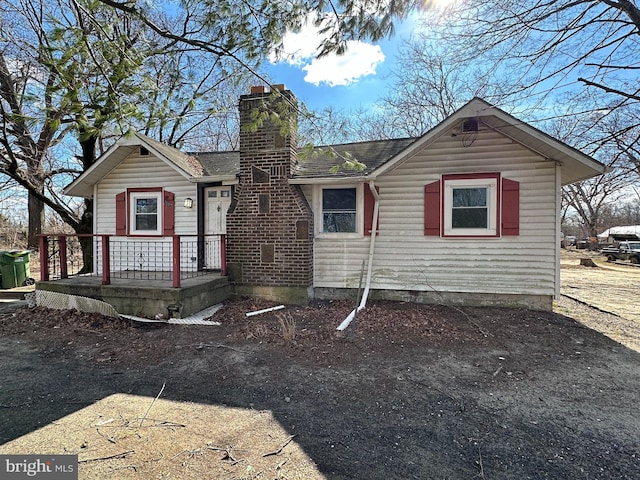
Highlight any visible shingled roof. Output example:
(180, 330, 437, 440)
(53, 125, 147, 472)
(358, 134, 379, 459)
(195, 151, 240, 178)
(293, 138, 416, 178)
(192, 137, 416, 181)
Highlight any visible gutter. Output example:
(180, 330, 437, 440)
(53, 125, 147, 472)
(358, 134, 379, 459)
(337, 180, 379, 331)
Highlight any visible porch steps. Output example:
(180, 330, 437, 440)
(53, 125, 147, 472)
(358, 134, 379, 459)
(35, 273, 230, 319)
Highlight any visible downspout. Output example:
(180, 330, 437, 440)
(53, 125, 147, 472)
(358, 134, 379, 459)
(337, 180, 379, 331)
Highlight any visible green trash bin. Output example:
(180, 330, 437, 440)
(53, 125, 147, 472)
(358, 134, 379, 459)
(0, 251, 31, 289)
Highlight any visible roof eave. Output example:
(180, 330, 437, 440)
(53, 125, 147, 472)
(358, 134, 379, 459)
(371, 97, 606, 183)
(63, 134, 196, 197)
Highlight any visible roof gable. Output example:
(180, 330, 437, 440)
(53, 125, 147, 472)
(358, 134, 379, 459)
(372, 98, 606, 185)
(64, 132, 203, 198)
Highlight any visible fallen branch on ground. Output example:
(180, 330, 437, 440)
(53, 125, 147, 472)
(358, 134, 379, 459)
(170, 448, 202, 460)
(79, 450, 135, 463)
(475, 447, 486, 479)
(208, 446, 239, 464)
(0, 402, 30, 408)
(139, 382, 165, 428)
(263, 435, 296, 457)
(175, 343, 248, 353)
(96, 428, 117, 444)
(124, 419, 186, 428)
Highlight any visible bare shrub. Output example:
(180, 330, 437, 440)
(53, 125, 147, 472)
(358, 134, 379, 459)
(277, 312, 296, 342)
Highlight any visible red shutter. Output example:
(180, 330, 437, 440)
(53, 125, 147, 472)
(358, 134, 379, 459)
(115, 191, 127, 236)
(364, 185, 379, 236)
(424, 180, 441, 236)
(163, 190, 175, 236)
(502, 178, 520, 236)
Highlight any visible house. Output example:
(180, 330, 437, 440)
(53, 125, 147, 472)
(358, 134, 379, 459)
(47, 84, 605, 316)
(598, 225, 640, 242)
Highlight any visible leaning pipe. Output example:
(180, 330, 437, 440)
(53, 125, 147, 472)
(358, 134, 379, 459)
(337, 180, 379, 331)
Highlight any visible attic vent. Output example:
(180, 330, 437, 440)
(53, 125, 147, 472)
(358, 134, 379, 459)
(140, 146, 150, 156)
(462, 118, 479, 133)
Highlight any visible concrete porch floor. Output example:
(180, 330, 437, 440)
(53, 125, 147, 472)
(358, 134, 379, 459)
(36, 272, 231, 318)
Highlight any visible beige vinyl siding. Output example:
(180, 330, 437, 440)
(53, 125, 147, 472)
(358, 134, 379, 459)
(312, 129, 559, 297)
(93, 153, 198, 273)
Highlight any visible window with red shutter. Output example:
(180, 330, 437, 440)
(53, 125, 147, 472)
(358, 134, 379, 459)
(424, 175, 520, 237)
(116, 189, 174, 236)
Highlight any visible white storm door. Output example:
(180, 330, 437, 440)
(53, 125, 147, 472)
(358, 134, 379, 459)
(205, 187, 231, 269)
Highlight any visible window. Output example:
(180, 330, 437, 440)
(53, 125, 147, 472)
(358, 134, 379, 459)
(322, 188, 357, 233)
(116, 189, 175, 236)
(425, 173, 521, 238)
(130, 192, 162, 234)
(443, 175, 497, 236)
(451, 187, 488, 228)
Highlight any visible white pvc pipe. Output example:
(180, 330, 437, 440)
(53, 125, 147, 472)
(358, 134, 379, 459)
(245, 305, 285, 317)
(337, 181, 379, 331)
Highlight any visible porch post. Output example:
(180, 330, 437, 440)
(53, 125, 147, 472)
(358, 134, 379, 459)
(101, 235, 111, 285)
(172, 235, 181, 288)
(38, 235, 49, 281)
(59, 236, 68, 279)
(220, 234, 227, 276)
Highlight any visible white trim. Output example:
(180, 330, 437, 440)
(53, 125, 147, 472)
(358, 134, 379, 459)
(443, 177, 497, 236)
(313, 184, 363, 237)
(554, 164, 562, 299)
(129, 191, 162, 235)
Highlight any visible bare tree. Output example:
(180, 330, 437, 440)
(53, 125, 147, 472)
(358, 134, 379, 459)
(421, 1, 640, 161)
(375, 37, 514, 138)
(314, 35, 518, 141)
(563, 170, 633, 239)
(0, 0, 253, 267)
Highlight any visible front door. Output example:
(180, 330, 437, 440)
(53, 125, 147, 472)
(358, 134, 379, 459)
(205, 186, 232, 269)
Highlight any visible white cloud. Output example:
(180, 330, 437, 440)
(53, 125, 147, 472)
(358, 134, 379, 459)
(302, 42, 385, 87)
(270, 15, 385, 87)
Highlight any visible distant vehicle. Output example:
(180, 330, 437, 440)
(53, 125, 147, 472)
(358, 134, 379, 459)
(565, 235, 576, 246)
(601, 241, 640, 264)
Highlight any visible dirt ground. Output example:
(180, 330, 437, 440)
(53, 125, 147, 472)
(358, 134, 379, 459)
(0, 251, 639, 479)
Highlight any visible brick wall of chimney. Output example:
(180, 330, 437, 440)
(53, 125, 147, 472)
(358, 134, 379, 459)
(226, 87, 314, 293)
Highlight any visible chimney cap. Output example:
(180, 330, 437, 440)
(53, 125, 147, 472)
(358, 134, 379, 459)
(249, 84, 288, 95)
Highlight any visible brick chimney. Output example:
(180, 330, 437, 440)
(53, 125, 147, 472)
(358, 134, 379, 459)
(226, 85, 314, 304)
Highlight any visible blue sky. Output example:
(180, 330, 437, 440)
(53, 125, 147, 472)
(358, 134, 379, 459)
(262, 13, 421, 113)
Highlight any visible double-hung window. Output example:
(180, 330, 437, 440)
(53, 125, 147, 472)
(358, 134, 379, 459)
(322, 187, 357, 233)
(130, 191, 162, 235)
(116, 189, 175, 236)
(443, 174, 498, 237)
(424, 173, 519, 237)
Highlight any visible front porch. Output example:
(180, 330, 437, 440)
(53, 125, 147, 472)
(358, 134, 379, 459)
(36, 234, 231, 318)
